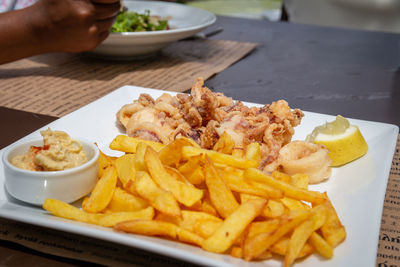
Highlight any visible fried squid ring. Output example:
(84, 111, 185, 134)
(278, 141, 332, 184)
(116, 102, 144, 128)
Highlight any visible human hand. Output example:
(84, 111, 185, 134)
(33, 0, 121, 53)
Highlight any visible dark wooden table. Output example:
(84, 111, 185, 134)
(1, 15, 399, 266)
(208, 16, 400, 127)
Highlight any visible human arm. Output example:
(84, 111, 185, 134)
(0, 0, 121, 64)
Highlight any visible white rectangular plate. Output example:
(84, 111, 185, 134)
(0, 85, 398, 267)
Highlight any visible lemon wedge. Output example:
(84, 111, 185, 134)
(306, 115, 368, 167)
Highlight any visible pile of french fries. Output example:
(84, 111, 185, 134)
(43, 133, 346, 266)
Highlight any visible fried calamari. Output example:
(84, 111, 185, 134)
(116, 78, 304, 171)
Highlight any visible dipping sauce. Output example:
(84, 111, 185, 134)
(11, 129, 88, 171)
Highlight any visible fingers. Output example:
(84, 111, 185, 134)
(89, 1, 120, 46)
(93, 1, 121, 20)
(96, 16, 116, 32)
(89, 16, 115, 42)
(98, 30, 110, 43)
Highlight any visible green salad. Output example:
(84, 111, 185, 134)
(111, 10, 170, 33)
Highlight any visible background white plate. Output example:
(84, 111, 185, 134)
(92, 1, 216, 59)
(0, 85, 398, 267)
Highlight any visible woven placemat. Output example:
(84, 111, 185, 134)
(0, 39, 256, 117)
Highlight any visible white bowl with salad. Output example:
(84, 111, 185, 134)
(91, 0, 216, 59)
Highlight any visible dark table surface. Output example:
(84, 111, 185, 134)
(1, 15, 399, 266)
(208, 16, 400, 127)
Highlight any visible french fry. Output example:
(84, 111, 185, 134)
(239, 193, 257, 204)
(202, 198, 267, 253)
(114, 219, 204, 247)
(213, 131, 235, 154)
(134, 171, 181, 217)
(158, 138, 195, 167)
(178, 155, 206, 185)
(186, 198, 203, 212)
(98, 149, 113, 178)
(134, 142, 148, 172)
(232, 147, 244, 158)
(243, 210, 311, 261)
(244, 168, 327, 204)
(177, 136, 201, 148)
(214, 162, 228, 169)
(108, 156, 118, 165)
(193, 219, 223, 238)
(223, 172, 284, 199)
(272, 170, 292, 184)
(249, 180, 285, 199)
(164, 166, 192, 186)
(43, 199, 154, 227)
(83, 166, 118, 213)
(232, 239, 273, 260)
(284, 204, 327, 266)
(308, 232, 334, 259)
(320, 196, 346, 247)
(155, 212, 180, 225)
(96, 207, 155, 227)
(242, 193, 286, 218)
(284, 221, 319, 265)
(223, 166, 244, 177)
(114, 153, 136, 187)
(110, 135, 164, 153)
(145, 147, 203, 207)
(262, 199, 286, 218)
(186, 166, 205, 185)
(180, 210, 222, 232)
(245, 142, 261, 164)
(241, 193, 287, 219)
(246, 219, 281, 239)
(178, 155, 203, 174)
(254, 250, 273, 260)
(204, 156, 239, 218)
(270, 237, 314, 259)
(230, 246, 243, 258)
(201, 192, 219, 217)
(291, 173, 309, 189)
(182, 146, 258, 169)
(107, 187, 148, 212)
(155, 210, 223, 234)
(43, 198, 97, 224)
(124, 178, 139, 196)
(280, 197, 310, 212)
(310, 204, 329, 228)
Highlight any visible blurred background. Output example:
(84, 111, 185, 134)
(186, 0, 283, 21)
(168, 0, 400, 34)
(6, 0, 400, 34)
(164, 0, 283, 21)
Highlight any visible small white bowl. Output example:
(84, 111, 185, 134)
(2, 138, 99, 206)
